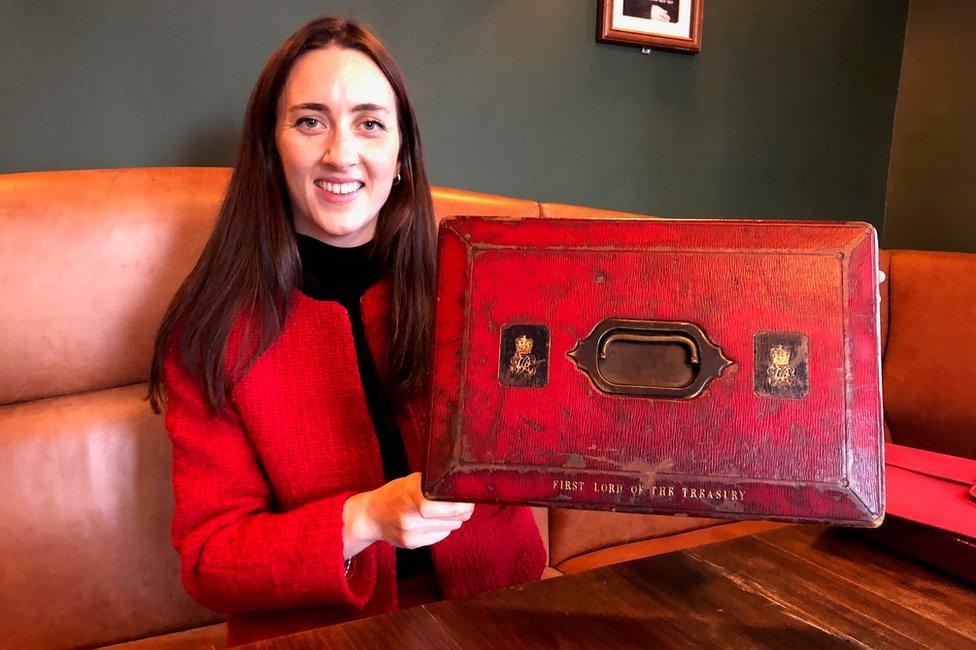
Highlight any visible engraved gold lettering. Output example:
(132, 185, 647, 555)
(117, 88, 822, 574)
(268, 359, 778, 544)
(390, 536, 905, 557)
(553, 479, 585, 492)
(593, 482, 622, 494)
(622, 484, 745, 502)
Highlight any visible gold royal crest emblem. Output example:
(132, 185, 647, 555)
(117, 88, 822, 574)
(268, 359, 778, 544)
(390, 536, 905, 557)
(766, 344, 796, 388)
(754, 332, 808, 399)
(509, 334, 540, 377)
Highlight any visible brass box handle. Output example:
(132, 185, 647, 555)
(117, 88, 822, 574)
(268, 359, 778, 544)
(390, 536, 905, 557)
(568, 319, 732, 399)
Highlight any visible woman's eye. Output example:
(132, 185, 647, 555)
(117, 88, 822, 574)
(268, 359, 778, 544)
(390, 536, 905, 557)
(362, 119, 384, 131)
(296, 117, 320, 129)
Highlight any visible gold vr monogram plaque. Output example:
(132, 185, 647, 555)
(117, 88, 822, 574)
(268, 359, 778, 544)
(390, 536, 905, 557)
(498, 324, 550, 388)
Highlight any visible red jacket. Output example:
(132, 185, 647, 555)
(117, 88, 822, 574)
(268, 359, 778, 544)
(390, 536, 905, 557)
(163, 279, 546, 645)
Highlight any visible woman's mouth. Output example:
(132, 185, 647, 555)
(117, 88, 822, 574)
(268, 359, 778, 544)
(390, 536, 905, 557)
(313, 180, 364, 202)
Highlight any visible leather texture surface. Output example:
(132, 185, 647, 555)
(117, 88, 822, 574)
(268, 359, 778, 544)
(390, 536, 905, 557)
(859, 443, 976, 584)
(555, 520, 786, 574)
(432, 186, 539, 223)
(0, 383, 221, 649)
(883, 250, 976, 459)
(0, 170, 534, 407)
(426, 217, 884, 525)
(884, 443, 976, 537)
(549, 509, 724, 567)
(540, 201, 658, 220)
(0, 168, 229, 406)
(879, 250, 891, 355)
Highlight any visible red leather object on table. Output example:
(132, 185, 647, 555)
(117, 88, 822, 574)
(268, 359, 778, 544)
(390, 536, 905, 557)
(868, 443, 976, 584)
(423, 217, 883, 526)
(886, 443, 976, 537)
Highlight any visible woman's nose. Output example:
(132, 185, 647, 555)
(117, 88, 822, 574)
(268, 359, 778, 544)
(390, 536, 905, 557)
(322, 128, 357, 168)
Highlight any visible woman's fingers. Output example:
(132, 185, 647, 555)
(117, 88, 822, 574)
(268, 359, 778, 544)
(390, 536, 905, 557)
(392, 514, 460, 548)
(400, 529, 453, 549)
(417, 498, 475, 520)
(405, 472, 475, 521)
(359, 472, 475, 549)
(397, 514, 464, 535)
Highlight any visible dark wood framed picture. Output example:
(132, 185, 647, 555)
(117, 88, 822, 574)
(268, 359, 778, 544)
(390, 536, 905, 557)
(597, 0, 703, 53)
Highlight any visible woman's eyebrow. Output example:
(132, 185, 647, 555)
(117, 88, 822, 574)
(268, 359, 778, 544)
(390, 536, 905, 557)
(287, 102, 390, 113)
(290, 102, 330, 113)
(351, 103, 390, 114)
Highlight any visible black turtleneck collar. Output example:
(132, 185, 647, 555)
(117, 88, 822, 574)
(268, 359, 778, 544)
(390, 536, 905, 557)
(295, 233, 384, 304)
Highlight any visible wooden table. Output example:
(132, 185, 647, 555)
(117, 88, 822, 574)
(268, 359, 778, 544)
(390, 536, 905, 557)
(246, 526, 975, 649)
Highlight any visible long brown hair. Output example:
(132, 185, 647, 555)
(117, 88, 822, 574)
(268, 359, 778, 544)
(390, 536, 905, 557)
(148, 16, 436, 414)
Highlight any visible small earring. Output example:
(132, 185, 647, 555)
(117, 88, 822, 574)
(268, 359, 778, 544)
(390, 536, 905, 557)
(393, 173, 402, 186)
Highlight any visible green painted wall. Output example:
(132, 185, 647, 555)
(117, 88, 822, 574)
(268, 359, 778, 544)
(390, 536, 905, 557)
(0, 1, 907, 229)
(883, 0, 976, 253)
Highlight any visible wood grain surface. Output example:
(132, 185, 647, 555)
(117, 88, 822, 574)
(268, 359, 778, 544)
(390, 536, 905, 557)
(244, 526, 975, 649)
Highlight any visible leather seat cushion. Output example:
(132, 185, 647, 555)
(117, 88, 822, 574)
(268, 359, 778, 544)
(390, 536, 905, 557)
(0, 384, 220, 648)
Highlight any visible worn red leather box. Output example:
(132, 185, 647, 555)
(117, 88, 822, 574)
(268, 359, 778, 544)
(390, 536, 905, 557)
(423, 217, 884, 526)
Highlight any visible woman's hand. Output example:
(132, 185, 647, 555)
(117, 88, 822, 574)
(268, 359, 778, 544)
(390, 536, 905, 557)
(342, 472, 474, 560)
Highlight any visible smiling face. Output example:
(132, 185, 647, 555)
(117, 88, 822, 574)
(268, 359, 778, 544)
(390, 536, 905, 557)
(275, 46, 401, 247)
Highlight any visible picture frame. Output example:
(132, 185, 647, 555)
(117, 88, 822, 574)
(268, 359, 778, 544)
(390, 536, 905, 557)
(597, 0, 703, 54)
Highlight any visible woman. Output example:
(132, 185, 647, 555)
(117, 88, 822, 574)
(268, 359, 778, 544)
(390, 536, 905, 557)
(148, 16, 545, 645)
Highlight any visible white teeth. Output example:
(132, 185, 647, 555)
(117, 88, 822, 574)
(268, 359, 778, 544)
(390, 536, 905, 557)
(316, 180, 362, 195)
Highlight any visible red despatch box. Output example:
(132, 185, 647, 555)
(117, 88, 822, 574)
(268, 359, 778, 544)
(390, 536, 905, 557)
(422, 217, 884, 526)
(865, 443, 976, 583)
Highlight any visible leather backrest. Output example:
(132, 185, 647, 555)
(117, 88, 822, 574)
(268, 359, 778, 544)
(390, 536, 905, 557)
(0, 168, 538, 407)
(0, 168, 229, 406)
(540, 201, 657, 220)
(434, 186, 539, 222)
(879, 250, 890, 355)
(883, 249, 976, 459)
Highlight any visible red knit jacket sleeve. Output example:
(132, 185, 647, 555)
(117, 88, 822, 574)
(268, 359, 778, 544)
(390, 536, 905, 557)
(433, 502, 547, 599)
(163, 350, 377, 613)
